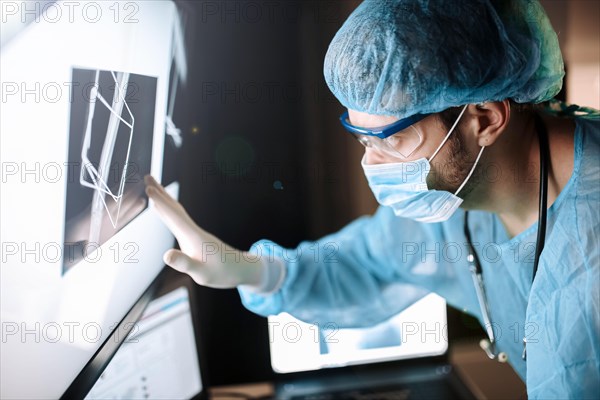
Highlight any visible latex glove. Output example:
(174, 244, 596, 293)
(144, 176, 266, 289)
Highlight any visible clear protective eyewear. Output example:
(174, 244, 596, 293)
(340, 111, 430, 160)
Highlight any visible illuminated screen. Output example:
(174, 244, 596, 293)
(268, 294, 448, 374)
(85, 287, 203, 399)
(0, 1, 185, 398)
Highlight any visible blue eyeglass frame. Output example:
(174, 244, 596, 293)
(339, 111, 430, 139)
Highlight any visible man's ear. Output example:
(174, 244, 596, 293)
(465, 100, 510, 147)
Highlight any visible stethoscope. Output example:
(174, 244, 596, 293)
(463, 113, 550, 363)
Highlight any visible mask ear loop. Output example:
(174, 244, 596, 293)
(425, 104, 485, 197)
(455, 145, 485, 196)
(455, 101, 508, 196)
(428, 104, 469, 162)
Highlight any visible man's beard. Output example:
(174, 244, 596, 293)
(427, 130, 483, 202)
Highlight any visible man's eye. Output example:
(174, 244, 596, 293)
(386, 134, 401, 147)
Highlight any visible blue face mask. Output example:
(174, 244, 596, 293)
(361, 105, 485, 223)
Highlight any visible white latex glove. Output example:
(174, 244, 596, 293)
(145, 175, 267, 289)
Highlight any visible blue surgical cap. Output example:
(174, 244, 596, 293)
(324, 0, 564, 118)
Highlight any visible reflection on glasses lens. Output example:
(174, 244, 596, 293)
(353, 135, 372, 148)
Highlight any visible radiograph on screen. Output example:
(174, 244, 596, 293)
(62, 68, 157, 274)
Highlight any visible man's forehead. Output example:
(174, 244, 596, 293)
(347, 109, 399, 129)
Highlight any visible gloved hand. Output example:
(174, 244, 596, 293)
(144, 175, 267, 289)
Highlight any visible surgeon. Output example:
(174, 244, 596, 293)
(144, 0, 599, 397)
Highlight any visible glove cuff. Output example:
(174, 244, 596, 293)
(238, 256, 286, 295)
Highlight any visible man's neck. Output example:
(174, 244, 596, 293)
(474, 110, 576, 238)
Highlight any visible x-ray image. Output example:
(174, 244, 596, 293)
(62, 68, 157, 274)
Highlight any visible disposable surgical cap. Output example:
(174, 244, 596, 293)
(324, 0, 564, 118)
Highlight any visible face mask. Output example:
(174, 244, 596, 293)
(361, 105, 485, 223)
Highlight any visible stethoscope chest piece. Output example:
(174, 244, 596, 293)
(480, 338, 508, 363)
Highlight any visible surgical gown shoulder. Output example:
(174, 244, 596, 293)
(525, 116, 600, 398)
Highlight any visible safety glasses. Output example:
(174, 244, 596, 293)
(340, 111, 429, 160)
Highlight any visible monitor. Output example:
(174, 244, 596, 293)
(268, 294, 448, 374)
(1, 1, 186, 398)
(59, 270, 207, 399)
(83, 282, 204, 399)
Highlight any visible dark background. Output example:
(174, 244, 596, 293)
(164, 0, 488, 386)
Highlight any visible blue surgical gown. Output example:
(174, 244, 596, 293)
(238, 117, 600, 398)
